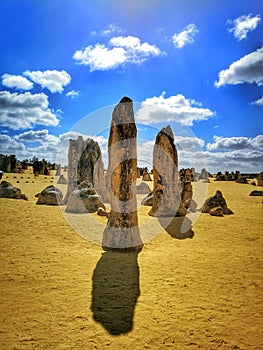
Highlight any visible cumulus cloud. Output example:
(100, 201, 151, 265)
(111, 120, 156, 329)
(0, 134, 26, 154)
(14, 129, 60, 145)
(2, 74, 33, 90)
(101, 23, 123, 36)
(215, 47, 263, 87)
(207, 135, 263, 151)
(23, 70, 71, 93)
(73, 35, 163, 71)
(135, 91, 215, 126)
(228, 14, 261, 41)
(172, 23, 199, 49)
(0, 91, 59, 130)
(251, 96, 263, 106)
(66, 90, 81, 98)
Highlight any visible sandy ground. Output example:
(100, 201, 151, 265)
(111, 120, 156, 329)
(0, 169, 263, 350)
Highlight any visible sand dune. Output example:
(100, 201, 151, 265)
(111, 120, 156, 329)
(0, 169, 262, 349)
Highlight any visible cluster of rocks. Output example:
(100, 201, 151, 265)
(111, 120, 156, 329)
(215, 170, 248, 184)
(33, 159, 49, 176)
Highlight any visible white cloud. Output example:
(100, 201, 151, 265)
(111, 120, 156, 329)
(73, 35, 163, 71)
(174, 136, 205, 149)
(0, 91, 59, 130)
(251, 96, 263, 106)
(101, 23, 123, 36)
(23, 70, 71, 93)
(172, 23, 199, 49)
(207, 135, 263, 151)
(14, 129, 60, 145)
(136, 91, 215, 126)
(2, 74, 33, 90)
(228, 14, 261, 41)
(66, 90, 81, 98)
(215, 47, 263, 87)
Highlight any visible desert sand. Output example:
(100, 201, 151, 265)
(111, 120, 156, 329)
(0, 169, 263, 349)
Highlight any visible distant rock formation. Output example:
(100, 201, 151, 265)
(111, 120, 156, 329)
(199, 168, 209, 181)
(65, 182, 105, 213)
(215, 171, 241, 181)
(33, 159, 49, 175)
(235, 177, 248, 184)
(257, 172, 263, 186)
(142, 168, 152, 181)
(0, 154, 17, 173)
(202, 190, 233, 215)
(57, 174, 68, 184)
(136, 182, 151, 194)
(55, 164, 61, 176)
(103, 97, 143, 250)
(181, 181, 193, 208)
(149, 125, 186, 217)
(35, 185, 63, 205)
(0, 180, 28, 200)
(64, 136, 107, 204)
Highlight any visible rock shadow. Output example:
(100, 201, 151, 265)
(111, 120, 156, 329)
(91, 250, 140, 335)
(158, 216, 194, 240)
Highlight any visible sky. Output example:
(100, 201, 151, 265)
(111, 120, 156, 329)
(0, 0, 262, 173)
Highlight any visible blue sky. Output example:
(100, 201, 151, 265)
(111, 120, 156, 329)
(0, 0, 262, 172)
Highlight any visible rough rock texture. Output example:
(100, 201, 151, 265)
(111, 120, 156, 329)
(249, 190, 263, 196)
(202, 190, 233, 215)
(149, 125, 186, 217)
(136, 182, 151, 194)
(57, 174, 68, 184)
(181, 182, 193, 207)
(141, 192, 153, 206)
(0, 181, 28, 200)
(65, 182, 105, 213)
(64, 136, 107, 204)
(97, 207, 109, 217)
(183, 198, 197, 212)
(103, 97, 143, 250)
(77, 138, 107, 201)
(209, 206, 224, 216)
(55, 165, 61, 176)
(36, 185, 63, 205)
(257, 172, 263, 186)
(0, 155, 17, 173)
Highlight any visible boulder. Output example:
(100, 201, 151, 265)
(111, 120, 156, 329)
(209, 206, 224, 216)
(136, 182, 151, 194)
(66, 182, 105, 213)
(0, 181, 28, 200)
(36, 185, 63, 205)
(202, 190, 233, 215)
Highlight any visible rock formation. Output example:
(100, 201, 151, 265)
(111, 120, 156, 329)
(257, 172, 263, 186)
(199, 168, 209, 181)
(64, 136, 107, 204)
(142, 168, 152, 181)
(33, 159, 49, 175)
(202, 190, 233, 215)
(55, 164, 61, 176)
(66, 182, 105, 213)
(0, 155, 17, 173)
(141, 192, 153, 206)
(149, 125, 186, 217)
(249, 190, 263, 196)
(57, 174, 68, 184)
(103, 97, 143, 250)
(35, 185, 63, 205)
(0, 181, 28, 200)
(136, 181, 151, 194)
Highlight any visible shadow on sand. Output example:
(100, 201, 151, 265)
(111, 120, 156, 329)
(91, 250, 140, 335)
(158, 216, 194, 239)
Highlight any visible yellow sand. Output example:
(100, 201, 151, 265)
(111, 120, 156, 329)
(0, 169, 262, 349)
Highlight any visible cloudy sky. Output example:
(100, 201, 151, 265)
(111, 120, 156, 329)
(0, 0, 262, 173)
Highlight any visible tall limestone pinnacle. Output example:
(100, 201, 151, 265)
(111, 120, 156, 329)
(102, 97, 143, 250)
(149, 125, 187, 217)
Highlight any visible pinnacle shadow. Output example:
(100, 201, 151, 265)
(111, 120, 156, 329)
(158, 216, 194, 240)
(91, 250, 140, 335)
